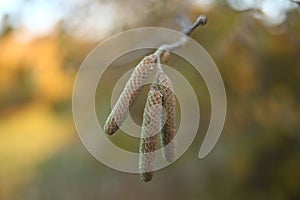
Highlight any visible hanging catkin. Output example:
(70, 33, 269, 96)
(158, 72, 176, 162)
(104, 56, 156, 135)
(139, 86, 162, 182)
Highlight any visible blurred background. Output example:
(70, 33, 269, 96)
(0, 0, 300, 199)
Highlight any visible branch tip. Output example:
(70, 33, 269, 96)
(185, 15, 207, 36)
(196, 15, 207, 26)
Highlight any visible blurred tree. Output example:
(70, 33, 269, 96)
(0, 14, 13, 36)
(0, 0, 299, 200)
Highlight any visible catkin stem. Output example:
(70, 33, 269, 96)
(156, 55, 164, 74)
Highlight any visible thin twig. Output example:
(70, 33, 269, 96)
(153, 15, 207, 59)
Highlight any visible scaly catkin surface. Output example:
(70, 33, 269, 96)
(104, 56, 156, 135)
(158, 73, 176, 162)
(139, 87, 162, 182)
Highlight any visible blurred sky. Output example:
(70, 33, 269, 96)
(1, 0, 299, 41)
(226, 0, 298, 25)
(0, 0, 115, 40)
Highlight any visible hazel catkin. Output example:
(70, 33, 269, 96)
(139, 86, 162, 182)
(104, 56, 156, 135)
(158, 72, 176, 162)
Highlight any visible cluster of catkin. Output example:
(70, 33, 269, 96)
(104, 54, 176, 182)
